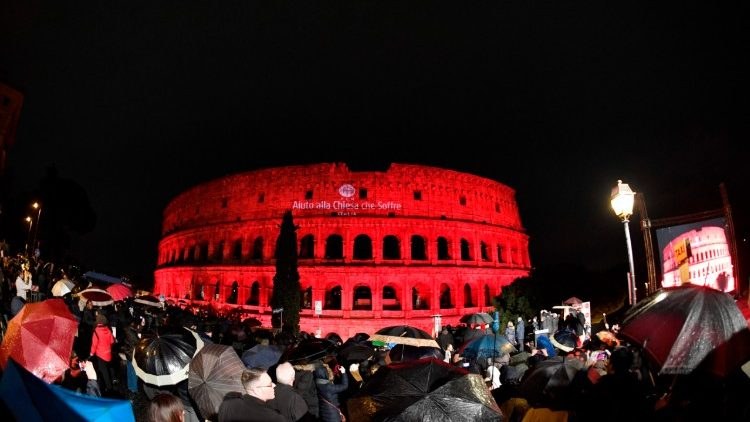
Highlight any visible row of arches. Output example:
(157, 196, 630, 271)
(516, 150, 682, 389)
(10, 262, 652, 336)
(176, 280, 497, 311)
(160, 232, 528, 267)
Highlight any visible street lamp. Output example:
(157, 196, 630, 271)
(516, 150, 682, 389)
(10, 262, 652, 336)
(24, 216, 33, 256)
(31, 202, 42, 256)
(611, 180, 637, 306)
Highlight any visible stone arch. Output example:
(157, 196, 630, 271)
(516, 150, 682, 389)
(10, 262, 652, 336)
(383, 235, 401, 260)
(460, 238, 472, 261)
(213, 240, 224, 262)
(227, 280, 239, 304)
(198, 242, 209, 262)
(484, 284, 492, 306)
(496, 243, 504, 263)
(194, 281, 205, 301)
(213, 279, 221, 301)
(324, 284, 343, 310)
(252, 237, 264, 260)
(353, 234, 373, 260)
(411, 282, 431, 310)
(410, 235, 427, 260)
(301, 286, 313, 309)
(186, 245, 196, 263)
(480, 241, 490, 262)
(299, 234, 315, 259)
(246, 280, 260, 306)
(439, 283, 453, 309)
(382, 285, 401, 310)
(353, 285, 373, 310)
(231, 239, 243, 260)
(325, 235, 344, 259)
(437, 236, 451, 260)
(464, 283, 474, 307)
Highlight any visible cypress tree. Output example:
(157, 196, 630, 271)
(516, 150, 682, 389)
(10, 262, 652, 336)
(271, 210, 301, 333)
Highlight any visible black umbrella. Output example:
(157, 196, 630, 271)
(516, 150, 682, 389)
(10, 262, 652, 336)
(348, 358, 501, 421)
(388, 344, 445, 363)
(519, 356, 585, 410)
(280, 338, 337, 364)
(618, 285, 748, 375)
(336, 342, 376, 365)
(133, 327, 205, 386)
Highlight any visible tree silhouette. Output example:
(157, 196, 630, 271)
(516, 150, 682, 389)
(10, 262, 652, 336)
(270, 210, 301, 333)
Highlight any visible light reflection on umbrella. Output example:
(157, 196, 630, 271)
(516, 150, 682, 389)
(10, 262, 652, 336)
(188, 344, 246, 420)
(78, 288, 114, 307)
(370, 325, 440, 349)
(133, 327, 204, 386)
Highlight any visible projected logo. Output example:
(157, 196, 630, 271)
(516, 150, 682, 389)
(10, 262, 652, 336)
(338, 183, 356, 198)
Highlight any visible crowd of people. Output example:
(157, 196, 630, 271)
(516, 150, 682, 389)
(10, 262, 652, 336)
(1, 253, 749, 421)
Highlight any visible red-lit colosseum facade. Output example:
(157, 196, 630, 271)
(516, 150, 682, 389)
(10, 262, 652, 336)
(153, 163, 531, 338)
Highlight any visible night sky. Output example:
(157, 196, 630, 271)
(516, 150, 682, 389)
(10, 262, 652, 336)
(1, 3, 747, 288)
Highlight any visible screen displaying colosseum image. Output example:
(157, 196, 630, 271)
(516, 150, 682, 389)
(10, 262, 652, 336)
(656, 217, 735, 292)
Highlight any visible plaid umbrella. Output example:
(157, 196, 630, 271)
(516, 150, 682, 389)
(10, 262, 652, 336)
(188, 344, 246, 420)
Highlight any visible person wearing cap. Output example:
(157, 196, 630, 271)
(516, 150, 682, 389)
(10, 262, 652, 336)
(90, 312, 116, 395)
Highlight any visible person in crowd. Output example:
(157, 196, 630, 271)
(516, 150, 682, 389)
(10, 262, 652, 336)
(515, 317, 525, 350)
(505, 321, 516, 346)
(90, 312, 116, 395)
(292, 363, 320, 419)
(313, 362, 348, 422)
(15, 266, 34, 300)
(270, 361, 312, 421)
(148, 392, 185, 422)
(218, 367, 285, 422)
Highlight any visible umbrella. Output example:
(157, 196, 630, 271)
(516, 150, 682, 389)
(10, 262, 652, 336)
(134, 294, 164, 308)
(280, 338, 337, 364)
(348, 358, 502, 421)
(458, 333, 517, 360)
(519, 356, 585, 410)
(106, 283, 133, 301)
(0, 358, 135, 422)
(241, 344, 284, 368)
(0, 298, 79, 383)
(336, 342, 376, 364)
(83, 271, 123, 284)
(563, 296, 583, 307)
(459, 312, 495, 325)
(241, 317, 262, 330)
(51, 278, 76, 297)
(133, 327, 205, 386)
(370, 325, 440, 349)
(618, 285, 748, 375)
(595, 330, 620, 349)
(388, 344, 444, 363)
(78, 288, 114, 307)
(535, 334, 557, 358)
(188, 344, 247, 420)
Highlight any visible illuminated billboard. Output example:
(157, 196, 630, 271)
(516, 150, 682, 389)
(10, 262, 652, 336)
(656, 217, 735, 292)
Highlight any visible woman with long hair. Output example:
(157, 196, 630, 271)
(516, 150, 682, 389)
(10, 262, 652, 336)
(148, 392, 185, 422)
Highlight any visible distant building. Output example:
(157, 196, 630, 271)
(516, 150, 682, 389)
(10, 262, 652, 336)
(154, 162, 531, 336)
(662, 225, 735, 292)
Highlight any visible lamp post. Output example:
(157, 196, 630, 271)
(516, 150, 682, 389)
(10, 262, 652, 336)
(31, 202, 42, 255)
(611, 180, 637, 306)
(24, 216, 33, 256)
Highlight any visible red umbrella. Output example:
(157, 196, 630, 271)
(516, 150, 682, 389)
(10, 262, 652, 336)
(78, 288, 114, 307)
(106, 283, 133, 301)
(0, 298, 79, 383)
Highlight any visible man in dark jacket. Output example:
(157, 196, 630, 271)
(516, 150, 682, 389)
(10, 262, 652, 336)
(218, 368, 284, 422)
(270, 362, 312, 421)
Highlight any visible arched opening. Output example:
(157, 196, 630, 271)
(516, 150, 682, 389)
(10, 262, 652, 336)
(383, 235, 400, 260)
(198, 242, 209, 262)
(412, 283, 430, 310)
(227, 281, 239, 304)
(246, 281, 260, 306)
(464, 283, 474, 307)
(460, 238, 472, 261)
(480, 241, 490, 262)
(213, 241, 224, 262)
(232, 239, 243, 261)
(439, 283, 453, 309)
(353, 285, 372, 310)
(299, 235, 315, 259)
(186, 245, 195, 263)
(382, 285, 400, 310)
(301, 286, 312, 309)
(252, 237, 264, 260)
(353, 234, 373, 260)
(214, 280, 221, 301)
(325, 285, 343, 310)
(411, 235, 427, 260)
(195, 283, 204, 301)
(484, 285, 492, 306)
(325, 235, 344, 259)
(437, 237, 450, 260)
(496, 244, 504, 263)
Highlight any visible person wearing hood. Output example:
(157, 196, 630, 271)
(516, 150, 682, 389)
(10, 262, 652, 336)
(504, 321, 517, 347)
(313, 362, 348, 422)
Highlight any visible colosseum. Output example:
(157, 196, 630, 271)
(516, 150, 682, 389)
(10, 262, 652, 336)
(153, 162, 531, 337)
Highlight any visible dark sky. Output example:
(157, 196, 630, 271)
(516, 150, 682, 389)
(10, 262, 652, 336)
(1, 2, 747, 286)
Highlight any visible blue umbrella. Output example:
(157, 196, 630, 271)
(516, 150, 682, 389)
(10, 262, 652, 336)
(458, 333, 517, 360)
(535, 334, 557, 358)
(0, 358, 135, 422)
(241, 344, 284, 368)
